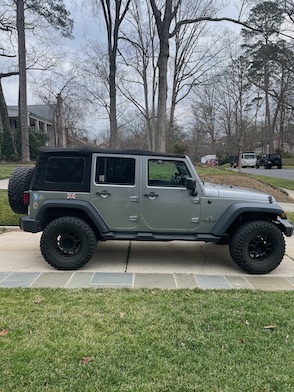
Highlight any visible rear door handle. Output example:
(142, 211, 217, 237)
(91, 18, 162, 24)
(144, 192, 158, 200)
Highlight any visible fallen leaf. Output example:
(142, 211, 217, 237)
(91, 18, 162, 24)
(245, 320, 249, 326)
(263, 325, 277, 329)
(81, 357, 92, 365)
(0, 329, 8, 336)
(34, 299, 42, 305)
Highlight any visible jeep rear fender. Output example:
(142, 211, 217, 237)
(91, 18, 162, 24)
(35, 199, 109, 234)
(211, 202, 285, 236)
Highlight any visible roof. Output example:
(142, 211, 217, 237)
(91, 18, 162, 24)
(8, 105, 54, 122)
(38, 146, 186, 159)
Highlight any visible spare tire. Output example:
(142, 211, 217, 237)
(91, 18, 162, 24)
(8, 167, 34, 214)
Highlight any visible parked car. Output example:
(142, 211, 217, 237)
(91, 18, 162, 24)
(8, 147, 293, 274)
(256, 153, 282, 169)
(206, 158, 218, 166)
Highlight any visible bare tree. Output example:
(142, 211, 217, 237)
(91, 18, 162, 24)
(98, 0, 131, 148)
(0, 0, 73, 161)
(148, 0, 266, 152)
(119, 0, 158, 150)
(17, 0, 30, 162)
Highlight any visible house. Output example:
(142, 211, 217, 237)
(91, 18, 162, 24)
(8, 105, 56, 147)
(8, 104, 100, 149)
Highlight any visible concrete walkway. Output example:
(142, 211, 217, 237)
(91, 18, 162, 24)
(0, 229, 294, 290)
(0, 178, 9, 189)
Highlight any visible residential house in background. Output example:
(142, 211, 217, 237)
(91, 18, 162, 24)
(8, 105, 57, 147)
(8, 104, 106, 149)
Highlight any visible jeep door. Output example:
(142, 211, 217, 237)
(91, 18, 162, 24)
(140, 157, 201, 231)
(91, 154, 139, 230)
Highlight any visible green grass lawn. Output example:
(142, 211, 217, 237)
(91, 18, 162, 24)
(0, 163, 35, 180)
(0, 190, 21, 226)
(0, 164, 18, 180)
(0, 289, 293, 392)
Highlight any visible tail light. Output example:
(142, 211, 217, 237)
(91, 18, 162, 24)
(23, 191, 29, 205)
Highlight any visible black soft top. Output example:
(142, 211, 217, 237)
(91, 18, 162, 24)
(31, 147, 187, 192)
(38, 146, 186, 159)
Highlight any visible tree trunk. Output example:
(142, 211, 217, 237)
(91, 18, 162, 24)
(109, 50, 118, 148)
(150, 0, 173, 153)
(56, 93, 66, 147)
(17, 0, 30, 163)
(156, 39, 169, 152)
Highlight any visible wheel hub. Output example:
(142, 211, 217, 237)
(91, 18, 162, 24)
(249, 235, 273, 262)
(55, 232, 81, 257)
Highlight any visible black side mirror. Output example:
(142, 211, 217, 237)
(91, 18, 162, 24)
(186, 178, 197, 196)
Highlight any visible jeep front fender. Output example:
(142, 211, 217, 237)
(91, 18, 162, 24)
(210, 202, 287, 236)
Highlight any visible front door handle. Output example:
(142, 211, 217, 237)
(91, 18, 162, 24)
(144, 192, 158, 200)
(96, 190, 111, 198)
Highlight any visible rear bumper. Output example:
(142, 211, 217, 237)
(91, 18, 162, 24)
(20, 216, 40, 233)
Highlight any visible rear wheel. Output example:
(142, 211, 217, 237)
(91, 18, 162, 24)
(40, 217, 97, 270)
(229, 220, 285, 274)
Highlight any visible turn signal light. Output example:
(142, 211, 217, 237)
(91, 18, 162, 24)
(280, 212, 286, 219)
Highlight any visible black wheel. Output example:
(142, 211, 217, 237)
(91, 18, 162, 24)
(229, 221, 285, 274)
(8, 167, 34, 214)
(40, 217, 97, 270)
(278, 165, 282, 169)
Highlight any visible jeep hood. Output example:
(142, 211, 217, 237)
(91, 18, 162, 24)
(203, 182, 276, 203)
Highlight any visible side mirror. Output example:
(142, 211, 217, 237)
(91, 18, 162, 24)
(186, 178, 197, 196)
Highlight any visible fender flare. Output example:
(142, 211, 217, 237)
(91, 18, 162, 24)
(211, 202, 284, 236)
(35, 199, 109, 234)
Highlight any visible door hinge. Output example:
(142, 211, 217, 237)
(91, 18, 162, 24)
(129, 215, 138, 222)
(130, 196, 139, 202)
(192, 198, 200, 204)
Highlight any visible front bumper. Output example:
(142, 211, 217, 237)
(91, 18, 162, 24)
(277, 218, 294, 237)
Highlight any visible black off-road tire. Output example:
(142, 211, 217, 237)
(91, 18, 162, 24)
(40, 217, 97, 270)
(229, 220, 285, 274)
(8, 166, 34, 214)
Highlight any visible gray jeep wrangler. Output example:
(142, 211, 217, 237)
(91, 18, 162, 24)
(8, 147, 293, 274)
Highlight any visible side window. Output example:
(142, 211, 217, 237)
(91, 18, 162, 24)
(95, 157, 135, 185)
(148, 159, 191, 187)
(45, 157, 85, 183)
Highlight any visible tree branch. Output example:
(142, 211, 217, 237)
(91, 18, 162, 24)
(170, 17, 261, 38)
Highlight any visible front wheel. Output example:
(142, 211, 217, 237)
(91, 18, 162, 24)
(229, 221, 285, 274)
(40, 217, 97, 270)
